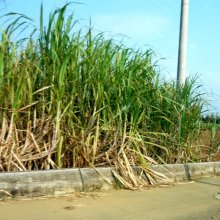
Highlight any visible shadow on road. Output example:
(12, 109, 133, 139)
(194, 180, 220, 187)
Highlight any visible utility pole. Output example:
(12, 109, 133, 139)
(177, 0, 189, 86)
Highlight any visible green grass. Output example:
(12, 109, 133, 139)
(0, 4, 205, 188)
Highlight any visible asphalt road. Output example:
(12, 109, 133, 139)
(0, 176, 220, 220)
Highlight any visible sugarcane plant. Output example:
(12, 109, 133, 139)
(0, 4, 205, 189)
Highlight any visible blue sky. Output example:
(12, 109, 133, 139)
(1, 0, 220, 113)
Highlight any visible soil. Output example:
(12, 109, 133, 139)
(0, 176, 220, 220)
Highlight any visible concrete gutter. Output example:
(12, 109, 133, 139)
(0, 162, 220, 198)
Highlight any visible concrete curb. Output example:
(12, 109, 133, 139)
(0, 162, 220, 198)
(152, 162, 220, 182)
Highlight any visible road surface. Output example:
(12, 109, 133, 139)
(0, 176, 220, 220)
